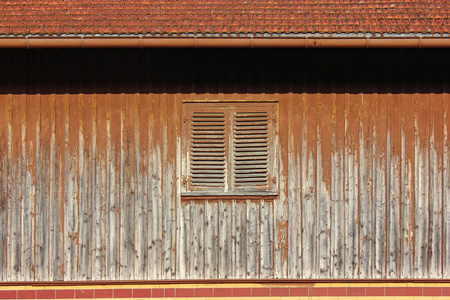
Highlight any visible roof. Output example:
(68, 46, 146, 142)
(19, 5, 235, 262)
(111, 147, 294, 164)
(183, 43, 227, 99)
(1, 1, 449, 37)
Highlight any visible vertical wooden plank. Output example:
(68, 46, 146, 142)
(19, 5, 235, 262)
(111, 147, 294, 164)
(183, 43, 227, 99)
(78, 51, 95, 281)
(136, 54, 149, 280)
(331, 86, 345, 278)
(288, 92, 302, 278)
(9, 51, 26, 281)
(52, 51, 65, 281)
(401, 86, 415, 278)
(78, 88, 93, 280)
(65, 54, 80, 280)
(218, 200, 232, 278)
(190, 201, 205, 278)
(260, 199, 273, 278)
(204, 199, 218, 279)
(443, 78, 450, 278)
(0, 50, 11, 281)
(359, 91, 373, 278)
(76, 53, 92, 281)
(94, 53, 109, 280)
(149, 85, 162, 280)
(429, 87, 443, 278)
(246, 200, 260, 278)
(163, 66, 176, 279)
(317, 90, 331, 278)
(37, 54, 52, 281)
(302, 91, 317, 278)
(121, 52, 137, 280)
(160, 50, 174, 279)
(372, 86, 386, 278)
(386, 92, 401, 278)
(275, 93, 289, 278)
(128, 51, 145, 280)
(232, 200, 246, 278)
(415, 85, 429, 278)
(345, 87, 360, 278)
(107, 53, 120, 279)
(25, 53, 38, 282)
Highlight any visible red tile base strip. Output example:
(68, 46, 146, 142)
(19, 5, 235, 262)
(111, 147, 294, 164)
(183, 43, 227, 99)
(0, 286, 446, 298)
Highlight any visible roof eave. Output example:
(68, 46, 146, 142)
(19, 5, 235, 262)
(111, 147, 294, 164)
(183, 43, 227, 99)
(1, 36, 450, 48)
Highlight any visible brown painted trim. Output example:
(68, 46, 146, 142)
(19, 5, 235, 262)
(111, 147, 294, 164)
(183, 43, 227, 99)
(0, 279, 449, 286)
(0, 37, 449, 48)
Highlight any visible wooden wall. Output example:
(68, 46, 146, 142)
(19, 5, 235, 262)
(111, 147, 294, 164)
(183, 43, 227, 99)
(0, 49, 449, 281)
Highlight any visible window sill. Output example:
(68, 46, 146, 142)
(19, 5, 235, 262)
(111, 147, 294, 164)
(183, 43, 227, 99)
(181, 192, 278, 201)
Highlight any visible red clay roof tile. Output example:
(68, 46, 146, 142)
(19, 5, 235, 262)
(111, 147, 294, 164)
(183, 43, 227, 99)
(0, 1, 448, 36)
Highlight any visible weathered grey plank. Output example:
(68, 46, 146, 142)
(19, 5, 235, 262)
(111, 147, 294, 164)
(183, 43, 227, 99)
(120, 89, 136, 279)
(107, 70, 120, 280)
(288, 93, 301, 278)
(190, 201, 205, 278)
(415, 91, 430, 278)
(444, 81, 450, 278)
(136, 93, 149, 280)
(429, 90, 443, 278)
(260, 199, 273, 278)
(386, 92, 401, 278)
(149, 93, 162, 279)
(400, 90, 415, 278)
(0, 57, 10, 280)
(51, 89, 65, 281)
(63, 93, 76, 280)
(23, 86, 37, 282)
(317, 92, 331, 278)
(163, 93, 176, 279)
(359, 92, 373, 278)
(331, 89, 345, 278)
(302, 92, 316, 278)
(246, 200, 260, 278)
(36, 91, 51, 281)
(345, 90, 359, 278)
(8, 90, 26, 281)
(232, 200, 246, 278)
(372, 89, 386, 278)
(205, 200, 218, 279)
(77, 93, 91, 281)
(301, 95, 317, 278)
(274, 94, 289, 278)
(93, 86, 108, 280)
(218, 200, 232, 278)
(27, 55, 41, 282)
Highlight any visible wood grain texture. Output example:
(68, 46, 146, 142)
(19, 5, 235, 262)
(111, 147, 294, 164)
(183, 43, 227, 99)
(0, 49, 447, 281)
(429, 87, 443, 278)
(372, 88, 387, 278)
(415, 88, 430, 278)
(345, 89, 359, 278)
(287, 93, 302, 278)
(387, 91, 401, 278)
(359, 91, 372, 278)
(444, 78, 450, 278)
(301, 91, 316, 279)
(331, 88, 345, 278)
(401, 89, 415, 278)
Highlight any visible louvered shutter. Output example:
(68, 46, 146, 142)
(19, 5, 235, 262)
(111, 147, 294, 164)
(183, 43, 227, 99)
(232, 109, 271, 191)
(182, 103, 277, 196)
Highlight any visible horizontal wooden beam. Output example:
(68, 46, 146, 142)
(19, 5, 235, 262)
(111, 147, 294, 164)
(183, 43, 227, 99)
(0, 36, 449, 48)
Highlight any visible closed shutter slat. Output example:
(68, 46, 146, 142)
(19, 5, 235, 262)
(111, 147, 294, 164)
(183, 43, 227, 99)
(190, 111, 226, 190)
(233, 111, 269, 189)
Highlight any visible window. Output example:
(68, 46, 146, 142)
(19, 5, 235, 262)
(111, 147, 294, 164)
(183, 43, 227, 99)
(181, 102, 278, 198)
